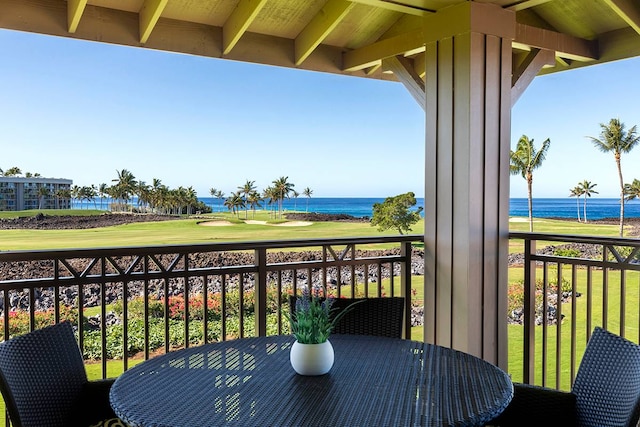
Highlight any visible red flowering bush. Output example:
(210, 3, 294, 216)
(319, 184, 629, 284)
(3, 305, 78, 339)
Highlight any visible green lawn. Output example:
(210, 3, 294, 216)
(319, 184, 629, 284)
(0, 210, 425, 250)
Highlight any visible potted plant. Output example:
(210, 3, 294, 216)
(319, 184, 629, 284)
(284, 288, 362, 375)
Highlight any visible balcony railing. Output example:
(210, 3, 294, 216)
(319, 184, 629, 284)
(0, 235, 423, 382)
(509, 231, 640, 391)
(2, 231, 638, 401)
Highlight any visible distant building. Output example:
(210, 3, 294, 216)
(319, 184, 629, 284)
(0, 177, 73, 211)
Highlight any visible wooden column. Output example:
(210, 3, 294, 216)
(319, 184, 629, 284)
(423, 2, 514, 369)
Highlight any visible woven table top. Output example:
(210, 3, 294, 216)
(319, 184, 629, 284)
(110, 335, 512, 427)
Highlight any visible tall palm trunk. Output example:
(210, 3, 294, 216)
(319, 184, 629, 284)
(583, 196, 588, 223)
(527, 172, 533, 232)
(616, 153, 625, 236)
(576, 197, 581, 222)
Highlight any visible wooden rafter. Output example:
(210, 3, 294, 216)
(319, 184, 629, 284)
(511, 48, 555, 106)
(383, 55, 425, 109)
(513, 22, 599, 61)
(295, 0, 354, 66)
(343, 27, 423, 71)
(504, 0, 554, 12)
(67, 0, 87, 33)
(364, 62, 382, 75)
(223, 0, 268, 55)
(412, 52, 426, 78)
(139, 0, 168, 44)
(602, 0, 640, 35)
(343, 1, 594, 73)
(346, 0, 434, 16)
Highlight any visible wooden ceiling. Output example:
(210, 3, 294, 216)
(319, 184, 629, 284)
(1, 0, 639, 82)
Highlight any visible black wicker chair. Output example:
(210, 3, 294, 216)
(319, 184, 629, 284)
(490, 327, 640, 427)
(0, 321, 124, 427)
(289, 296, 405, 338)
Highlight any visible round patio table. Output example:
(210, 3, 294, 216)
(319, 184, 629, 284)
(110, 334, 512, 427)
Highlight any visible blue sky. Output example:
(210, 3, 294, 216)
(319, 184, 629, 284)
(1, 29, 639, 199)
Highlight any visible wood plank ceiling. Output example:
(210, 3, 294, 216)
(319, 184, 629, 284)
(0, 0, 639, 83)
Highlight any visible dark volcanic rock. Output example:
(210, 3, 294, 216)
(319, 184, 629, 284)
(0, 213, 175, 230)
(285, 212, 369, 222)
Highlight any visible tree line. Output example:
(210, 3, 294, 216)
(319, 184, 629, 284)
(0, 167, 314, 218)
(209, 178, 313, 219)
(511, 117, 640, 236)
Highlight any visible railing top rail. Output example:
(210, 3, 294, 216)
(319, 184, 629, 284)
(0, 235, 424, 262)
(508, 231, 640, 247)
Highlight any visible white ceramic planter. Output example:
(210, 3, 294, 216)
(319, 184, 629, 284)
(289, 340, 334, 376)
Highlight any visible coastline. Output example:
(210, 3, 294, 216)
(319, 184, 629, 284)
(72, 197, 640, 220)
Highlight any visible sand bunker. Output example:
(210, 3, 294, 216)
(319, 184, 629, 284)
(199, 219, 312, 227)
(273, 221, 312, 227)
(244, 219, 312, 227)
(200, 220, 233, 226)
(509, 217, 529, 222)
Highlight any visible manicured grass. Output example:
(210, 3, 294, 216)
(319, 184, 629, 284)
(508, 217, 621, 253)
(0, 210, 425, 250)
(507, 265, 640, 390)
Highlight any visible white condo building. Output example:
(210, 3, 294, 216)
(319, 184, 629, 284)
(0, 177, 73, 211)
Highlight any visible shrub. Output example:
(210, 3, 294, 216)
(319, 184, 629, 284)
(553, 248, 581, 258)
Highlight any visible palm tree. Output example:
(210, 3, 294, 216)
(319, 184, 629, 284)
(291, 190, 300, 211)
(303, 187, 313, 212)
(135, 181, 150, 211)
(84, 185, 98, 209)
(262, 186, 277, 218)
(55, 188, 72, 209)
(3, 167, 22, 177)
(510, 135, 551, 232)
(98, 183, 108, 210)
(70, 185, 82, 208)
(149, 178, 164, 213)
(624, 178, 640, 202)
(569, 186, 583, 222)
(247, 190, 263, 218)
(185, 186, 198, 215)
(578, 180, 598, 223)
(209, 187, 218, 211)
(238, 180, 256, 219)
(112, 169, 137, 212)
(588, 118, 640, 236)
(224, 191, 245, 217)
(37, 186, 50, 209)
(215, 190, 225, 212)
(272, 176, 294, 218)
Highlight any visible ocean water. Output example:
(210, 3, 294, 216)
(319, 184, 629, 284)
(205, 197, 640, 220)
(73, 197, 640, 220)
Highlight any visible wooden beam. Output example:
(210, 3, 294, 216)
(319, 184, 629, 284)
(412, 52, 426, 78)
(383, 55, 425, 109)
(67, 0, 87, 33)
(346, 0, 434, 16)
(344, 2, 515, 72)
(223, 0, 267, 55)
(513, 22, 599, 61)
(139, 0, 168, 44)
(504, 0, 554, 12)
(364, 61, 382, 75)
(343, 27, 424, 71)
(423, 2, 515, 43)
(295, 0, 354, 66)
(602, 0, 640, 36)
(511, 48, 555, 106)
